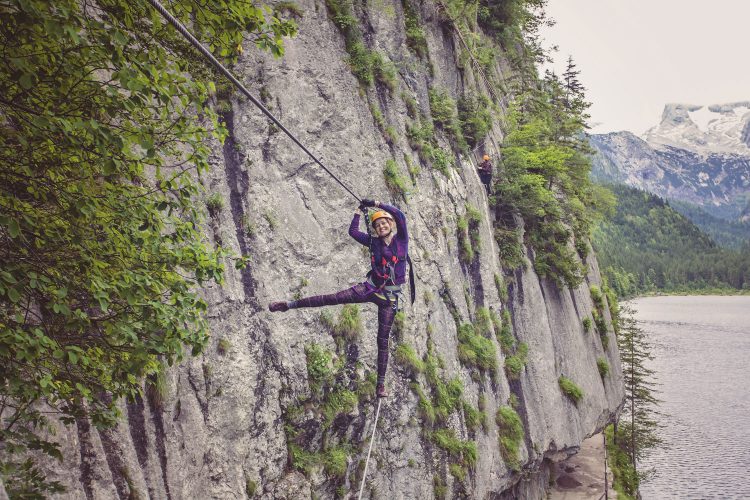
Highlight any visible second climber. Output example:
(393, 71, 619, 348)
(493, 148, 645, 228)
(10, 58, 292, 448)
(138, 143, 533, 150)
(478, 154, 493, 195)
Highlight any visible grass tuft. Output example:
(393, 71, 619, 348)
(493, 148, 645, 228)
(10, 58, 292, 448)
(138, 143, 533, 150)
(558, 375, 584, 404)
(496, 405, 524, 470)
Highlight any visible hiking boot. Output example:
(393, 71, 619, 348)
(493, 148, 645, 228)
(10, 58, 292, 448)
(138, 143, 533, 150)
(268, 301, 289, 312)
(376, 383, 387, 398)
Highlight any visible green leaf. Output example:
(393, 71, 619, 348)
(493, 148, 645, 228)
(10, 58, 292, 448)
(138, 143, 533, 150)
(8, 219, 20, 238)
(8, 287, 21, 303)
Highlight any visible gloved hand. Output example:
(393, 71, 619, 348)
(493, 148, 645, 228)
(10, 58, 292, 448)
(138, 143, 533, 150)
(359, 198, 376, 211)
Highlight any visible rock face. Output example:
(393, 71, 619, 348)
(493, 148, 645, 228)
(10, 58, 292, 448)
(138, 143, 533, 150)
(37, 1, 624, 498)
(590, 103, 750, 221)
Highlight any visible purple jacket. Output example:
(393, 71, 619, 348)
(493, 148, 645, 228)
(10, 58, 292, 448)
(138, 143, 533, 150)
(349, 203, 409, 286)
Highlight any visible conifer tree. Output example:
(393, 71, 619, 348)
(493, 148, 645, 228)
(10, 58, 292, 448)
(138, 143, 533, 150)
(611, 305, 662, 494)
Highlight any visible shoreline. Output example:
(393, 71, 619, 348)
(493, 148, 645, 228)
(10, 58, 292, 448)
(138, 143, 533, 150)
(548, 433, 617, 499)
(621, 289, 750, 300)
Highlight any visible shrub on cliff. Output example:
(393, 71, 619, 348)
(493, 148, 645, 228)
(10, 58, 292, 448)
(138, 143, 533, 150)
(0, 0, 296, 492)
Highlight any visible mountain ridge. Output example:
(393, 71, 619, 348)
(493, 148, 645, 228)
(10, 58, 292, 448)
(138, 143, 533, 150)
(590, 102, 750, 222)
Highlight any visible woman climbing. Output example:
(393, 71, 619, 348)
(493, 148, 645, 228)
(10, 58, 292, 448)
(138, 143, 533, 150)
(268, 199, 409, 398)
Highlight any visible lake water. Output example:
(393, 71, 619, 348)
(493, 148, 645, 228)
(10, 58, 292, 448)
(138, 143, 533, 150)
(630, 296, 750, 500)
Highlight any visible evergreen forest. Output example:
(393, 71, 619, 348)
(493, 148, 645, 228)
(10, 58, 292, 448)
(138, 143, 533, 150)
(592, 184, 750, 297)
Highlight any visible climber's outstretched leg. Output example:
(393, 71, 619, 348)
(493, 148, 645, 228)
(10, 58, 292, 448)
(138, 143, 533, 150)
(268, 283, 370, 312)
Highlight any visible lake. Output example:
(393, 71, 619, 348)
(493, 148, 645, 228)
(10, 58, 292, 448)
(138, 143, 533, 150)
(630, 296, 750, 500)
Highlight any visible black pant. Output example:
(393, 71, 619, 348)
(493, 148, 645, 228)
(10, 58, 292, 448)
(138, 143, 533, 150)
(291, 283, 398, 384)
(479, 173, 492, 195)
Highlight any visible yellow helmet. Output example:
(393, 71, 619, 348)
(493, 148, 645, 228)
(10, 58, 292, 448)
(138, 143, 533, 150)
(483, 154, 490, 161)
(370, 210, 394, 227)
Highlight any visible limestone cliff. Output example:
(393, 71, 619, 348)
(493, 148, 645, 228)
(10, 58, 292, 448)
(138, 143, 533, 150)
(35, 0, 624, 498)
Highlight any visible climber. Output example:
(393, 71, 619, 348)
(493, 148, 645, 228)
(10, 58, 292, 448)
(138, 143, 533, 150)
(268, 199, 409, 398)
(478, 154, 493, 195)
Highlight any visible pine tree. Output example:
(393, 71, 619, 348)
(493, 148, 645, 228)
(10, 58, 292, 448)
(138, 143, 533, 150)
(610, 305, 662, 495)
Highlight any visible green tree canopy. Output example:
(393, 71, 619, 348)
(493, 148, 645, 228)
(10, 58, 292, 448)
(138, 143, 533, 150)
(0, 0, 295, 493)
(495, 71, 613, 287)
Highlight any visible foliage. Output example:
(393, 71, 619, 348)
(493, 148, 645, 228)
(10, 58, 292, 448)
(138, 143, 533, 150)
(274, 1, 304, 17)
(0, 0, 296, 491)
(406, 118, 455, 177)
(206, 193, 225, 215)
(582, 317, 592, 333)
(288, 442, 318, 475)
(558, 376, 584, 404)
(589, 285, 604, 308)
(383, 159, 410, 196)
(430, 428, 477, 467)
(449, 463, 467, 481)
(429, 87, 457, 127)
(392, 310, 406, 339)
(473, 307, 493, 338)
(465, 203, 482, 250)
(402, 0, 428, 58)
(496, 69, 613, 288)
(429, 147, 454, 178)
(217, 338, 232, 355)
(494, 273, 508, 301)
(245, 479, 258, 497)
(597, 357, 610, 378)
(322, 446, 350, 478)
(477, 0, 550, 79)
(457, 216, 474, 264)
(592, 184, 750, 297)
(325, 0, 399, 94)
(321, 389, 358, 426)
(305, 343, 334, 393)
(496, 405, 524, 470)
(394, 344, 424, 376)
(494, 226, 526, 270)
(614, 306, 662, 483)
(333, 304, 363, 340)
(462, 401, 486, 433)
(428, 87, 466, 151)
(504, 342, 528, 380)
(457, 323, 497, 373)
(605, 424, 638, 499)
(496, 310, 515, 354)
(456, 205, 481, 264)
(433, 474, 448, 499)
(458, 93, 493, 148)
(371, 52, 398, 92)
(146, 362, 169, 410)
(669, 199, 750, 250)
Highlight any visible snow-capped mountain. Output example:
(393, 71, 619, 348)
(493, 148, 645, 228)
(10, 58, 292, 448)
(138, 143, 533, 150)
(590, 102, 750, 221)
(644, 102, 750, 156)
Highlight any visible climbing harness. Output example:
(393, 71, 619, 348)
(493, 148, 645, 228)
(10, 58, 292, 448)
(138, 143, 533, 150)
(357, 397, 383, 500)
(362, 207, 416, 304)
(146, 0, 361, 203)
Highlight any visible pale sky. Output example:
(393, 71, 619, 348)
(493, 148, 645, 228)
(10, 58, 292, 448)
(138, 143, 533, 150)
(541, 0, 750, 135)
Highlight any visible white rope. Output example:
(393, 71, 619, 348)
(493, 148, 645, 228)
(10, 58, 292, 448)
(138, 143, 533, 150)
(357, 397, 383, 500)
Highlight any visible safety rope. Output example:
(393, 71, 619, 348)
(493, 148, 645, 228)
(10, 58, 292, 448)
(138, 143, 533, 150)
(145, 0, 361, 203)
(357, 397, 383, 500)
